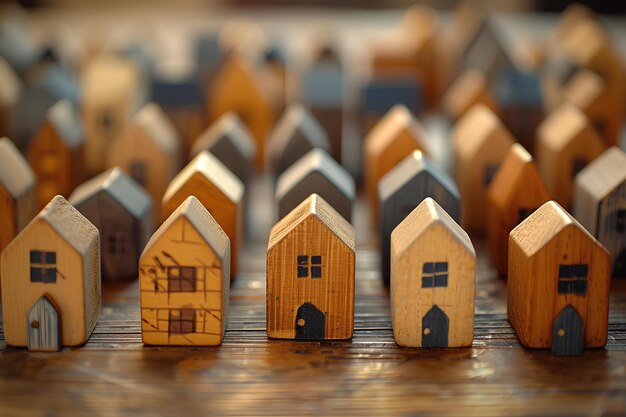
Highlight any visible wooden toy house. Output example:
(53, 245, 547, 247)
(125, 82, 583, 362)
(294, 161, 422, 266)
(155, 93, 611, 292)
(69, 167, 152, 281)
(0, 136, 36, 261)
(574, 147, 626, 276)
(1, 195, 100, 351)
(536, 103, 605, 209)
(275, 148, 355, 222)
(508, 201, 610, 356)
(107, 102, 180, 221)
(28, 99, 84, 208)
(207, 53, 280, 169)
(190, 112, 256, 184)
(82, 54, 142, 175)
(364, 104, 427, 220)
(139, 196, 230, 346)
(162, 150, 243, 278)
(452, 104, 514, 233)
(487, 143, 550, 276)
(378, 150, 460, 282)
(267, 194, 355, 340)
(442, 67, 498, 121)
(390, 197, 476, 348)
(266, 104, 330, 177)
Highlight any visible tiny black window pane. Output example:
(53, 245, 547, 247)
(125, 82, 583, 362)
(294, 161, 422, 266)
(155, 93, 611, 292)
(297, 256, 309, 278)
(297, 255, 322, 279)
(616, 209, 626, 233)
(422, 262, 448, 288)
(558, 264, 588, 295)
(30, 250, 57, 283)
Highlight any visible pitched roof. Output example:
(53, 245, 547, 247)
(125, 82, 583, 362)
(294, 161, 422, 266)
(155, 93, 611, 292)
(575, 147, 626, 202)
(275, 148, 355, 204)
(268, 193, 355, 252)
(561, 69, 604, 110)
(391, 197, 474, 256)
(69, 167, 152, 219)
(143, 195, 229, 259)
(537, 103, 600, 151)
(366, 104, 427, 156)
(453, 104, 514, 158)
(163, 150, 244, 205)
(190, 112, 256, 159)
(0, 137, 35, 198)
(510, 200, 595, 258)
(46, 99, 83, 149)
(133, 102, 179, 155)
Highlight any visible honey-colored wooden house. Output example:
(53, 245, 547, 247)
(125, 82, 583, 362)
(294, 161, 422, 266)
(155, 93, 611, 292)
(162, 150, 243, 278)
(1, 195, 100, 351)
(390, 197, 476, 348)
(140, 196, 230, 346)
(267, 194, 355, 340)
(442, 67, 498, 121)
(452, 104, 514, 233)
(107, 102, 180, 221)
(536, 103, 606, 209)
(28, 99, 84, 208)
(574, 147, 626, 276)
(487, 143, 550, 276)
(69, 167, 153, 281)
(508, 201, 610, 356)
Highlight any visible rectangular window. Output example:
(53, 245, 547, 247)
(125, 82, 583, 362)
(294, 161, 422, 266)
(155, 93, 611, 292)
(30, 250, 57, 283)
(422, 262, 448, 288)
(616, 209, 626, 233)
(169, 309, 196, 334)
(483, 163, 499, 187)
(297, 255, 322, 279)
(558, 264, 588, 295)
(108, 233, 127, 255)
(167, 266, 196, 292)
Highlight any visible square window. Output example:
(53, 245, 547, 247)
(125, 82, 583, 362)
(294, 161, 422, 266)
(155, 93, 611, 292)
(167, 266, 196, 292)
(169, 309, 196, 334)
(558, 263, 588, 295)
(30, 250, 57, 283)
(422, 276, 434, 288)
(422, 262, 448, 288)
(296, 255, 322, 279)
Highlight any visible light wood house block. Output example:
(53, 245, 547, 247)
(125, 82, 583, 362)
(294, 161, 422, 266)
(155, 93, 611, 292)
(508, 200, 610, 356)
(452, 104, 514, 233)
(1, 195, 100, 352)
(391, 197, 476, 348)
(574, 147, 626, 277)
(267, 194, 355, 340)
(442, 67, 498, 121)
(69, 167, 153, 281)
(487, 143, 550, 276)
(162, 150, 243, 279)
(140, 196, 230, 346)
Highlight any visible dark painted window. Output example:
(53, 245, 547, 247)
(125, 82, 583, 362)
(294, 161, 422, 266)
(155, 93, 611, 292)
(558, 264, 588, 295)
(130, 161, 147, 186)
(169, 309, 195, 334)
(30, 250, 56, 283)
(167, 266, 196, 292)
(616, 209, 626, 233)
(297, 255, 322, 279)
(108, 233, 127, 255)
(422, 262, 448, 288)
(483, 163, 499, 187)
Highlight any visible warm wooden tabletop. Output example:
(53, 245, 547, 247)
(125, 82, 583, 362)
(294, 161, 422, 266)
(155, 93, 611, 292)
(1, 178, 626, 417)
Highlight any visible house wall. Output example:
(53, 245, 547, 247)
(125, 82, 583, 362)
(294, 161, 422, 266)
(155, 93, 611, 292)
(598, 182, 626, 275)
(508, 225, 610, 348)
(266, 216, 355, 339)
(139, 216, 226, 346)
(391, 223, 475, 347)
(0, 183, 17, 255)
(1, 220, 88, 346)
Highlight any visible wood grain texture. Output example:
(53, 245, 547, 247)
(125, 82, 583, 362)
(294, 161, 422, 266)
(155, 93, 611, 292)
(69, 167, 153, 281)
(364, 104, 427, 223)
(267, 194, 355, 340)
(140, 196, 230, 346)
(536, 103, 606, 209)
(1, 195, 100, 349)
(442, 68, 498, 121)
(162, 151, 243, 278)
(275, 148, 355, 222)
(453, 104, 514, 233)
(391, 198, 475, 347)
(487, 143, 550, 276)
(573, 147, 626, 276)
(508, 201, 611, 353)
(28, 99, 84, 209)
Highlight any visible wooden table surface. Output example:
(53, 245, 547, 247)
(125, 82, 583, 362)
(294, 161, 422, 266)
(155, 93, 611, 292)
(1, 176, 626, 417)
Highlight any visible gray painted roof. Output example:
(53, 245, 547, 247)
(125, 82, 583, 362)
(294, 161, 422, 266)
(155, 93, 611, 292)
(46, 99, 84, 149)
(0, 137, 35, 198)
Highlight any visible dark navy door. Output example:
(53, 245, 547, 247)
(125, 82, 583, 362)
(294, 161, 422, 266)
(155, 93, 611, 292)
(552, 304, 584, 356)
(295, 302, 325, 340)
(422, 305, 449, 348)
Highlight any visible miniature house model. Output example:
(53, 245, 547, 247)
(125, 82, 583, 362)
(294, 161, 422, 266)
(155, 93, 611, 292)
(1, 195, 101, 351)
(139, 196, 230, 346)
(390, 198, 476, 348)
(574, 147, 626, 276)
(508, 201, 610, 356)
(267, 194, 355, 340)
(69, 167, 153, 280)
